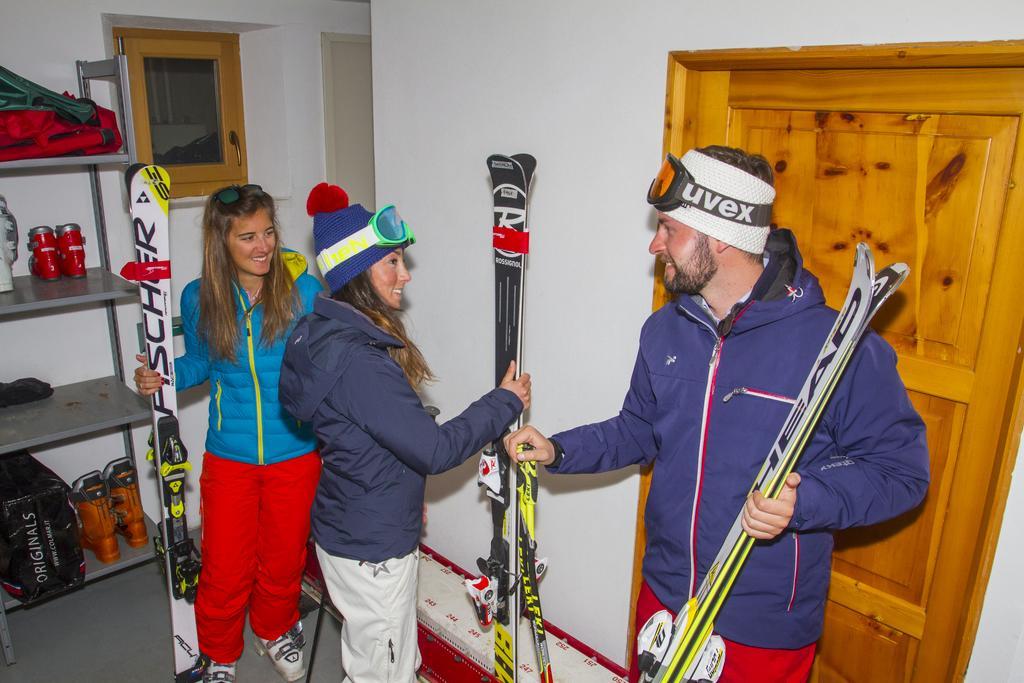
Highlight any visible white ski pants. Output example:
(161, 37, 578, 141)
(315, 544, 421, 682)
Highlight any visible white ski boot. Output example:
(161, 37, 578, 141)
(255, 620, 306, 681)
(202, 660, 236, 682)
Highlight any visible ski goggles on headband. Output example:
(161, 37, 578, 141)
(646, 154, 772, 227)
(213, 184, 264, 205)
(315, 205, 415, 273)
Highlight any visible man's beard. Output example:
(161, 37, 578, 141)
(664, 232, 717, 295)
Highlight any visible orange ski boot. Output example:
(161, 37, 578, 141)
(104, 457, 148, 548)
(71, 471, 120, 563)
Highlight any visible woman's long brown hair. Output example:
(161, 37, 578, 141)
(198, 186, 300, 362)
(335, 267, 434, 389)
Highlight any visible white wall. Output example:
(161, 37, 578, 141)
(0, 0, 368, 542)
(369, 0, 1024, 670)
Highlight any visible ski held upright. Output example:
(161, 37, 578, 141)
(122, 164, 206, 682)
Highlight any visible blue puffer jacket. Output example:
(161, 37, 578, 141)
(176, 250, 323, 465)
(278, 296, 523, 563)
(550, 230, 929, 649)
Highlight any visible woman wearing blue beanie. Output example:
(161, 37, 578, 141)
(279, 183, 530, 682)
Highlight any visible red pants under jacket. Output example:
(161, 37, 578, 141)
(195, 451, 320, 663)
(630, 580, 815, 683)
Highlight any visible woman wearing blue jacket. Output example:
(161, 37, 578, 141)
(279, 183, 530, 683)
(134, 184, 323, 683)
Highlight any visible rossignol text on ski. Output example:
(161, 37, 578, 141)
(120, 164, 207, 682)
(464, 153, 553, 682)
(636, 242, 908, 683)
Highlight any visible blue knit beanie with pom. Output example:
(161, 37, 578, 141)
(308, 183, 391, 294)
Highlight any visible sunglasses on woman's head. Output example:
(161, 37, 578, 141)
(213, 184, 264, 205)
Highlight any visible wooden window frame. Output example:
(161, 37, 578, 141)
(113, 27, 248, 198)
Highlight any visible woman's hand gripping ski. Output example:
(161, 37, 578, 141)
(499, 360, 532, 412)
(133, 353, 163, 397)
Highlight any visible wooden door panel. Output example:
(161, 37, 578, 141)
(732, 109, 1016, 371)
(831, 392, 962, 604)
(815, 600, 918, 683)
(729, 67, 1024, 115)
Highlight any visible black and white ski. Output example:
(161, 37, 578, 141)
(465, 153, 553, 682)
(637, 242, 909, 683)
(121, 164, 206, 682)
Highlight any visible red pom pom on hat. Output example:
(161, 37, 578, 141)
(306, 182, 349, 216)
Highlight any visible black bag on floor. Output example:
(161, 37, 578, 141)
(0, 450, 85, 603)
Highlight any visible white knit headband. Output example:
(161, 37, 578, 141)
(665, 150, 776, 254)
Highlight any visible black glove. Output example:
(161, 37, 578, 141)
(0, 378, 54, 408)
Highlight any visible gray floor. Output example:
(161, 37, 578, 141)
(1, 560, 344, 683)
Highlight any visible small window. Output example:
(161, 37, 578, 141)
(114, 27, 248, 198)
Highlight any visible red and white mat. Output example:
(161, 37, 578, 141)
(416, 545, 627, 683)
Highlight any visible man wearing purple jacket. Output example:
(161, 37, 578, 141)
(505, 145, 929, 683)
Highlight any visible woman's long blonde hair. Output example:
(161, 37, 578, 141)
(334, 268, 434, 389)
(198, 186, 300, 361)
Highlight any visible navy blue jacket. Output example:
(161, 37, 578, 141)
(551, 230, 929, 648)
(279, 296, 523, 563)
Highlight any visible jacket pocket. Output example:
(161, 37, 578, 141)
(787, 532, 800, 612)
(214, 379, 223, 431)
(368, 633, 394, 682)
(719, 385, 796, 447)
(721, 386, 795, 405)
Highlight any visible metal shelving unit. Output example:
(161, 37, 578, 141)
(0, 56, 153, 668)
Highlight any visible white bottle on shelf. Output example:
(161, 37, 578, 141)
(0, 194, 17, 293)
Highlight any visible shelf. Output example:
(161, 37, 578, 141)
(0, 376, 150, 455)
(0, 153, 130, 172)
(0, 59, 132, 175)
(0, 54, 140, 669)
(3, 516, 159, 611)
(0, 268, 137, 317)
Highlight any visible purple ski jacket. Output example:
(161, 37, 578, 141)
(279, 296, 523, 563)
(549, 230, 929, 649)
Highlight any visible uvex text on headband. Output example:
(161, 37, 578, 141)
(647, 150, 776, 253)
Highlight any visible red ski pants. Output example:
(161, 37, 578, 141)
(195, 451, 320, 663)
(630, 580, 816, 683)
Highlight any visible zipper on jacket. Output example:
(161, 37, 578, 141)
(787, 532, 800, 612)
(215, 379, 223, 430)
(721, 387, 796, 404)
(688, 333, 722, 598)
(388, 638, 395, 664)
(679, 300, 753, 599)
(237, 288, 265, 464)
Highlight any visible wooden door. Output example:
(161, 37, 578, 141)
(636, 43, 1024, 681)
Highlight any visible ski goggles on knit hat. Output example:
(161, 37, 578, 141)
(309, 182, 416, 294)
(315, 204, 415, 276)
(647, 150, 775, 254)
